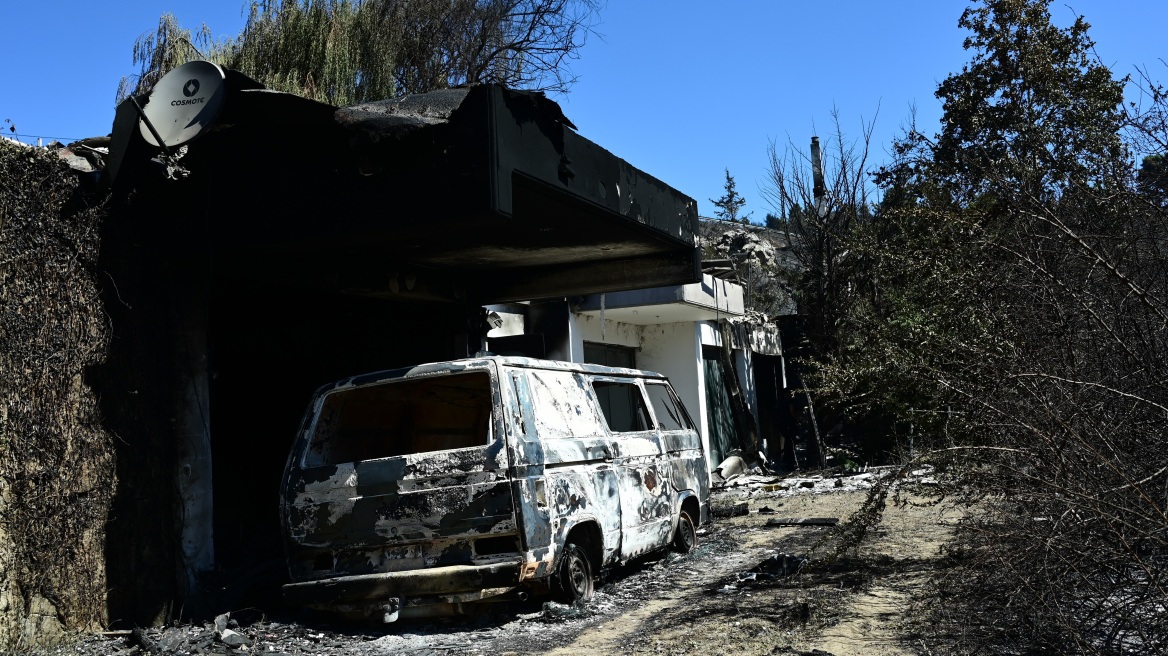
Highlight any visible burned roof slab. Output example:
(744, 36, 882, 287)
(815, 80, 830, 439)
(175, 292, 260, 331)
(332, 85, 701, 302)
(115, 83, 700, 303)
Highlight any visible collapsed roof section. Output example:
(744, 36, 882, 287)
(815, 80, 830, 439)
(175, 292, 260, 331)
(110, 79, 701, 303)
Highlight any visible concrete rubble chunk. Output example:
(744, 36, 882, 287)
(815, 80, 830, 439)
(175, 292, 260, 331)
(213, 612, 230, 637)
(714, 454, 748, 481)
(159, 626, 188, 650)
(219, 628, 249, 648)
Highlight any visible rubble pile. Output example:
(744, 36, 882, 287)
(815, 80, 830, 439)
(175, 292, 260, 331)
(60, 614, 381, 656)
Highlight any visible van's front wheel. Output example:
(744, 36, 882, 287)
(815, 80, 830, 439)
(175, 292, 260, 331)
(553, 543, 594, 604)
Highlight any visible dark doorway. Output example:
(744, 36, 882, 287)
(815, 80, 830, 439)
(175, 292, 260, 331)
(752, 354, 789, 468)
(701, 347, 736, 466)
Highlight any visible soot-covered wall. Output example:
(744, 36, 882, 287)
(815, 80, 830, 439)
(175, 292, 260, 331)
(208, 283, 471, 609)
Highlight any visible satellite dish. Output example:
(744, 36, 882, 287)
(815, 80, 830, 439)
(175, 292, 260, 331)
(137, 60, 226, 148)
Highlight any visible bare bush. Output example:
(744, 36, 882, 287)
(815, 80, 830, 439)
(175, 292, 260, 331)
(0, 141, 114, 647)
(761, 108, 878, 360)
(811, 2, 1168, 652)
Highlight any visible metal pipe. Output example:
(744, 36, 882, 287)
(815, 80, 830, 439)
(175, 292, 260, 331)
(129, 96, 172, 157)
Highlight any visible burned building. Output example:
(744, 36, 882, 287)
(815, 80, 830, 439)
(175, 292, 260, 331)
(96, 71, 701, 624)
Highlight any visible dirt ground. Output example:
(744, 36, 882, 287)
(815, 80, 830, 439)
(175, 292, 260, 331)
(532, 472, 960, 656)
(33, 470, 961, 656)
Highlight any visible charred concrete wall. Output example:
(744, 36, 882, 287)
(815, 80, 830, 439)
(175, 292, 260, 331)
(93, 114, 493, 620)
(92, 182, 191, 626)
(207, 286, 472, 610)
(0, 140, 115, 647)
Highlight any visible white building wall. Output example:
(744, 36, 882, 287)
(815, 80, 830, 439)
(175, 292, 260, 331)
(569, 314, 716, 473)
(636, 322, 707, 464)
(562, 311, 761, 475)
(571, 312, 642, 355)
(697, 321, 721, 348)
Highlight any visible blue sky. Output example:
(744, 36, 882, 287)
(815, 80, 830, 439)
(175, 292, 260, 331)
(2, 1, 1165, 219)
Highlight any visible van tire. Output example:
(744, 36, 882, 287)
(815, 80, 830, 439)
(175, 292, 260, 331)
(672, 510, 697, 554)
(553, 543, 594, 604)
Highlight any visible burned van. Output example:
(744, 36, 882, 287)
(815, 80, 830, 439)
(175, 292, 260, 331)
(280, 356, 709, 621)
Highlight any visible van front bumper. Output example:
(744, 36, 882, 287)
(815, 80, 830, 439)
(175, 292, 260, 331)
(282, 561, 523, 607)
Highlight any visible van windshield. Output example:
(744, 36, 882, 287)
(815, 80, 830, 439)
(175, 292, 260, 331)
(304, 371, 493, 467)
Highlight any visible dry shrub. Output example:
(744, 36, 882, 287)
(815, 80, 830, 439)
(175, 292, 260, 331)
(903, 182, 1168, 653)
(0, 140, 114, 647)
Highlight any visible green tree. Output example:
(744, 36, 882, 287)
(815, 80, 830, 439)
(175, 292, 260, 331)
(115, 13, 216, 104)
(119, 0, 599, 106)
(928, 0, 1127, 205)
(763, 212, 785, 229)
(1138, 153, 1168, 206)
(841, 0, 1134, 433)
(710, 168, 751, 223)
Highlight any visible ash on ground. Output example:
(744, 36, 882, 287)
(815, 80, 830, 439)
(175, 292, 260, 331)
(29, 469, 903, 656)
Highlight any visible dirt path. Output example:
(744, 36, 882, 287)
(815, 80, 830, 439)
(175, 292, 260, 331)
(536, 476, 960, 656)
(805, 490, 958, 656)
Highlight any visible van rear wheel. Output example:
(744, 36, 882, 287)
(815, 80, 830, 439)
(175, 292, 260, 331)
(672, 510, 697, 554)
(553, 543, 594, 604)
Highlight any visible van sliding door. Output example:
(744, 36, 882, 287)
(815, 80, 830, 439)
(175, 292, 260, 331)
(509, 369, 623, 569)
(591, 378, 676, 560)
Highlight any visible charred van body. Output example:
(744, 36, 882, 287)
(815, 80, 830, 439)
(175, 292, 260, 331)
(280, 356, 709, 621)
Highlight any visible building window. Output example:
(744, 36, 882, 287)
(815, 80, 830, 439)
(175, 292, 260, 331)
(583, 342, 636, 369)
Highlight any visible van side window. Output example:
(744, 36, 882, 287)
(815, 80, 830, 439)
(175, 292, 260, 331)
(304, 371, 492, 466)
(592, 380, 651, 433)
(524, 370, 606, 438)
(645, 382, 691, 431)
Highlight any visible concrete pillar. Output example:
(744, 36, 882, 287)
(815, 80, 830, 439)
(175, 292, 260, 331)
(172, 264, 214, 602)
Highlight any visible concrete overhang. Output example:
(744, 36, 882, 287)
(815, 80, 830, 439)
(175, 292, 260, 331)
(109, 81, 701, 303)
(575, 274, 744, 325)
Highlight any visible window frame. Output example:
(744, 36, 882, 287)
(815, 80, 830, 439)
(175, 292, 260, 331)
(643, 380, 694, 432)
(588, 376, 654, 435)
